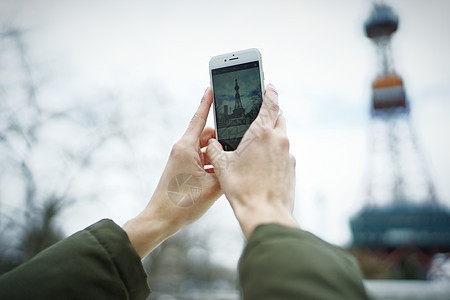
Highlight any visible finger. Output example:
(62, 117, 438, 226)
(205, 139, 225, 171)
(252, 83, 279, 131)
(290, 153, 296, 168)
(274, 114, 287, 134)
(185, 87, 213, 139)
(199, 127, 216, 148)
(205, 167, 216, 174)
(203, 152, 213, 166)
(289, 153, 297, 203)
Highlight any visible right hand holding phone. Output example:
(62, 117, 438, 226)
(206, 84, 298, 238)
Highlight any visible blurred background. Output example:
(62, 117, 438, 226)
(1, 0, 449, 299)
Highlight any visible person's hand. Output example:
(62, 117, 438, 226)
(124, 88, 222, 257)
(206, 84, 298, 238)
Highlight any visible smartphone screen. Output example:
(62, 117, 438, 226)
(211, 61, 263, 151)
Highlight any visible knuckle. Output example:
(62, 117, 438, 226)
(267, 85, 279, 96)
(279, 135, 290, 150)
(259, 127, 272, 139)
(266, 100, 279, 112)
(205, 144, 216, 158)
(190, 112, 205, 124)
(263, 94, 279, 113)
(170, 141, 186, 157)
(206, 144, 221, 162)
(290, 154, 296, 167)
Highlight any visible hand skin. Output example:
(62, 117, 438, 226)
(206, 84, 299, 238)
(123, 88, 222, 258)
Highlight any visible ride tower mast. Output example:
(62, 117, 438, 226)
(350, 3, 450, 279)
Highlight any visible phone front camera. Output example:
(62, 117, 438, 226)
(224, 59, 227, 62)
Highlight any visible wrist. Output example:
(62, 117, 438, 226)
(123, 210, 179, 258)
(233, 203, 299, 238)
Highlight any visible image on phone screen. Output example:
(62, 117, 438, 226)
(211, 61, 263, 151)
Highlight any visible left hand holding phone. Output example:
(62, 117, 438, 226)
(123, 87, 223, 258)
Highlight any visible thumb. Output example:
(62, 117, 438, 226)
(205, 139, 227, 174)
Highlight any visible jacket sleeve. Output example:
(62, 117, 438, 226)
(238, 224, 369, 300)
(0, 219, 150, 300)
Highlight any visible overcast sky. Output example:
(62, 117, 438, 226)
(1, 0, 449, 268)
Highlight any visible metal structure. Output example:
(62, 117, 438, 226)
(350, 2, 450, 256)
(233, 79, 245, 117)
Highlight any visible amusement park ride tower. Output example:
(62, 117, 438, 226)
(350, 2, 450, 277)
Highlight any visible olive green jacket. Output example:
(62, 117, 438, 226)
(239, 224, 368, 299)
(0, 220, 368, 299)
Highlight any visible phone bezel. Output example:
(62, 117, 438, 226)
(209, 48, 265, 151)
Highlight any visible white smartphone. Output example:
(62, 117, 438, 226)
(209, 48, 265, 151)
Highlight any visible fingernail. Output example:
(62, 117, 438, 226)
(208, 138, 216, 145)
(204, 87, 210, 96)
